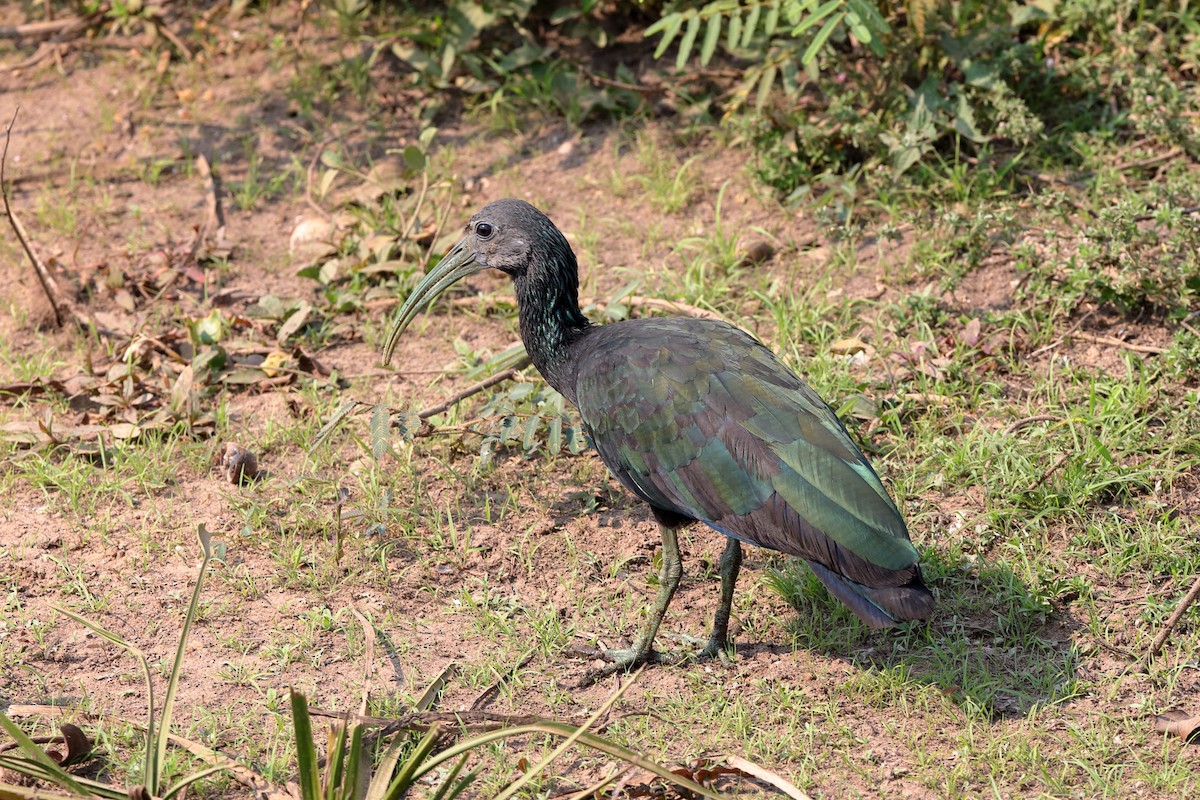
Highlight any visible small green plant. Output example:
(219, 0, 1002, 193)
(0, 527, 225, 800)
(289, 673, 724, 800)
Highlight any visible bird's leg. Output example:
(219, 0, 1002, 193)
(698, 538, 741, 661)
(581, 523, 683, 684)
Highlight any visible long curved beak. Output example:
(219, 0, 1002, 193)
(382, 235, 487, 366)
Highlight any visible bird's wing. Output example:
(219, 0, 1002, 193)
(573, 318, 920, 589)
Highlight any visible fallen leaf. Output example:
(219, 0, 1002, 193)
(1152, 709, 1200, 743)
(831, 337, 868, 356)
(962, 317, 982, 347)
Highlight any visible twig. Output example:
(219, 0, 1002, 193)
(577, 66, 663, 95)
(307, 706, 547, 731)
(0, 17, 81, 38)
(1133, 204, 1200, 223)
(1003, 415, 1061, 436)
(452, 293, 728, 322)
(1028, 310, 1095, 358)
(1028, 452, 1070, 492)
(152, 19, 193, 61)
(192, 152, 224, 260)
(469, 650, 536, 710)
(1068, 331, 1167, 355)
(2, 107, 64, 326)
(417, 367, 524, 420)
(1143, 573, 1200, 664)
(586, 294, 727, 322)
(1111, 147, 1182, 172)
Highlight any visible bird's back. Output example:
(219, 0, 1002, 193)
(569, 317, 931, 625)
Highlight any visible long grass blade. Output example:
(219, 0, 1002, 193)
(152, 525, 215, 796)
(291, 692, 321, 800)
(380, 727, 440, 800)
(159, 764, 231, 800)
(492, 674, 637, 800)
(48, 609, 155, 791)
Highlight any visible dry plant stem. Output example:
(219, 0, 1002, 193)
(308, 706, 559, 732)
(1143, 573, 1200, 664)
(3, 108, 64, 327)
(1003, 414, 1061, 436)
(417, 367, 524, 420)
(0, 17, 80, 38)
(197, 153, 224, 235)
(1069, 331, 1167, 354)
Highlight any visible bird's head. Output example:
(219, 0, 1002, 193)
(382, 199, 571, 365)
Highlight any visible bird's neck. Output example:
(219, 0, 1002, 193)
(512, 252, 590, 401)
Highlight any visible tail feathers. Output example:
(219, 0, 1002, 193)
(805, 560, 933, 629)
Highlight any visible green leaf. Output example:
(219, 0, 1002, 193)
(153, 526, 215, 796)
(953, 94, 986, 142)
(291, 692, 321, 800)
(648, 12, 682, 58)
(726, 10, 741, 49)
(792, 0, 842, 36)
(700, 12, 721, 65)
(755, 64, 777, 109)
(676, 12, 701, 70)
(742, 3, 761, 47)
(763, 0, 780, 35)
(802, 12, 845, 65)
(401, 145, 426, 171)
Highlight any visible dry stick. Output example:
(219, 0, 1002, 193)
(307, 706, 547, 731)
(1143, 573, 1200, 664)
(2, 107, 64, 327)
(1134, 204, 1200, 223)
(1003, 414, 1061, 436)
(1028, 452, 1070, 492)
(416, 367, 526, 420)
(1068, 331, 1167, 355)
(0, 16, 81, 38)
(152, 19, 193, 61)
(191, 152, 225, 264)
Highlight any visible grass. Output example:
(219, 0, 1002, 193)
(2, 2, 1200, 799)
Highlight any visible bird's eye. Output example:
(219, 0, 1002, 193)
(475, 222, 495, 239)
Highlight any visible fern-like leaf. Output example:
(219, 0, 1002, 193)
(700, 12, 722, 65)
(763, 0, 780, 35)
(648, 12, 683, 58)
(370, 403, 392, 459)
(727, 9, 742, 49)
(803, 12, 845, 64)
(676, 12, 702, 69)
(742, 3, 761, 46)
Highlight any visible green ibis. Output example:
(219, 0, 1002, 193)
(383, 199, 931, 679)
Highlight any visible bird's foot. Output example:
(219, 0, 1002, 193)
(571, 644, 663, 688)
(661, 631, 735, 664)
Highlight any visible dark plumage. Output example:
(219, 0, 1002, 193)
(384, 198, 932, 677)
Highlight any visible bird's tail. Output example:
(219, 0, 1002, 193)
(805, 560, 933, 629)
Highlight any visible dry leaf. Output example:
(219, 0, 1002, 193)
(831, 337, 868, 356)
(1152, 709, 1200, 743)
(962, 317, 982, 347)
